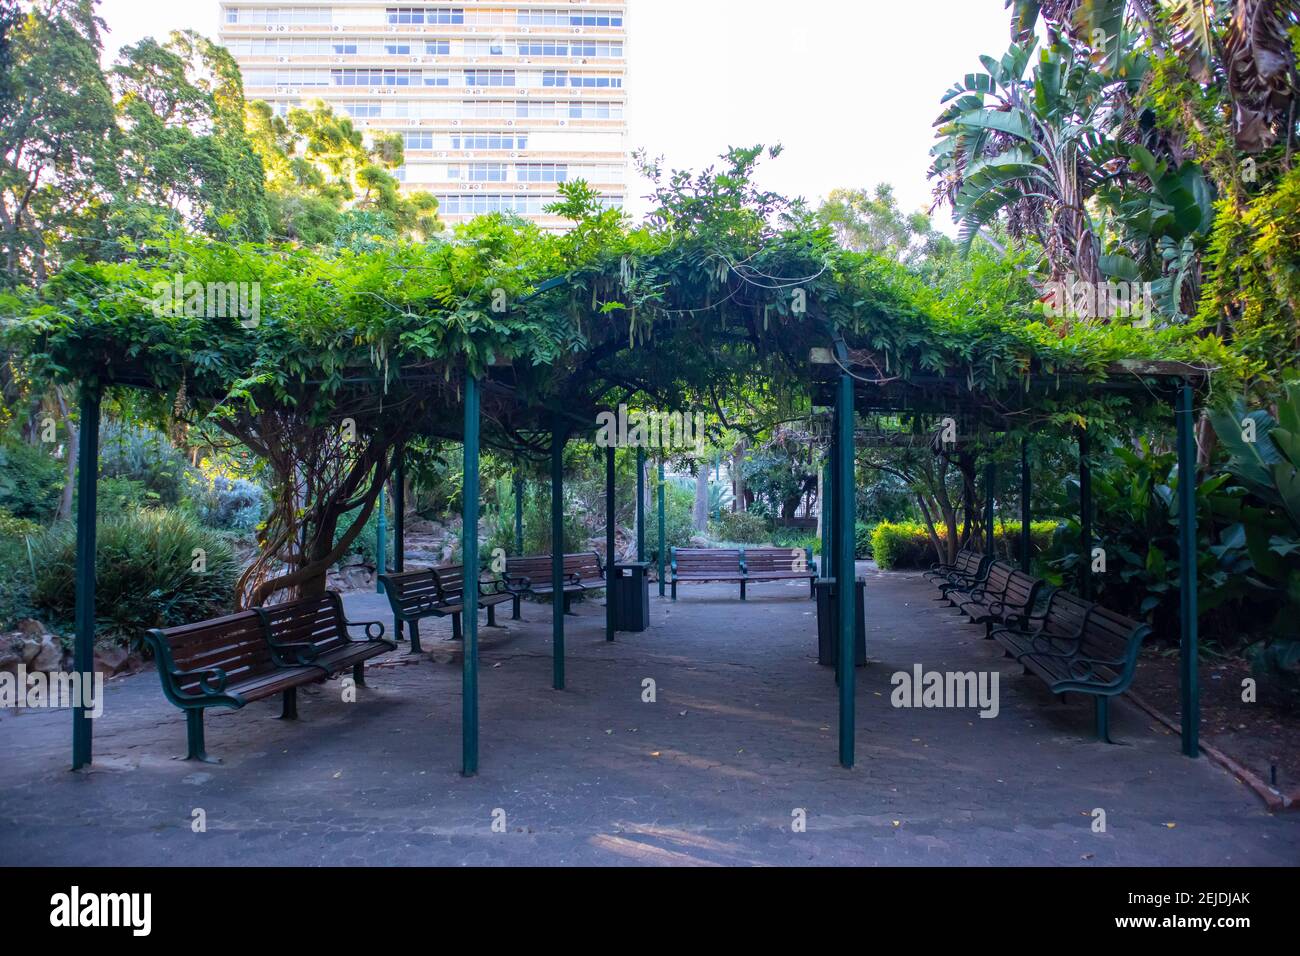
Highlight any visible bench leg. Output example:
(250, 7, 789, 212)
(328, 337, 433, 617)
(487, 603, 498, 628)
(984, 621, 993, 639)
(671, 581, 677, 601)
(452, 613, 463, 641)
(184, 709, 219, 763)
(1094, 697, 1114, 744)
(352, 662, 366, 687)
(740, 580, 747, 601)
(279, 688, 299, 720)
(408, 620, 423, 655)
(395, 617, 405, 642)
(512, 595, 520, 620)
(563, 595, 575, 616)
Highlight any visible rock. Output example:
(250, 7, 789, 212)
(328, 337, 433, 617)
(14, 619, 45, 640)
(31, 636, 62, 673)
(0, 642, 20, 673)
(18, 639, 42, 665)
(93, 645, 130, 676)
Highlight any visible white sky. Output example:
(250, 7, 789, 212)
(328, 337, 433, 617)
(94, 0, 1013, 226)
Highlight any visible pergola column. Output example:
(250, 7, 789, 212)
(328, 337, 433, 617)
(461, 378, 481, 776)
(657, 456, 666, 597)
(984, 462, 996, 555)
(1019, 437, 1031, 572)
(636, 446, 646, 562)
(605, 444, 616, 642)
(513, 469, 524, 555)
(551, 418, 565, 690)
(835, 370, 856, 769)
(72, 382, 101, 771)
(820, 454, 832, 579)
(1175, 384, 1200, 757)
(375, 486, 387, 595)
(394, 446, 406, 575)
(1079, 426, 1093, 599)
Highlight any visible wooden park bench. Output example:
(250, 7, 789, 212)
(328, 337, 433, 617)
(378, 565, 517, 654)
(925, 548, 986, 589)
(946, 561, 1040, 625)
(931, 550, 994, 598)
(991, 593, 1150, 743)
(741, 547, 816, 598)
(669, 548, 745, 599)
(145, 610, 329, 763)
(504, 552, 606, 611)
(256, 591, 395, 685)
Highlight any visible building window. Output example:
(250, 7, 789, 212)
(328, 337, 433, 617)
(425, 41, 450, 56)
(464, 70, 516, 88)
(385, 43, 412, 55)
(386, 7, 464, 25)
(517, 163, 568, 183)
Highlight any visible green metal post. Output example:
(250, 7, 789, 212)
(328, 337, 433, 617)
(636, 446, 646, 563)
(462, 378, 480, 776)
(820, 456, 832, 579)
(1079, 426, 1093, 599)
(605, 445, 616, 642)
(513, 470, 524, 556)
(984, 462, 996, 556)
(72, 383, 100, 770)
(551, 420, 565, 690)
(836, 372, 856, 769)
(376, 486, 387, 595)
(1176, 384, 1200, 757)
(1020, 438, 1031, 572)
(394, 449, 405, 574)
(657, 457, 666, 597)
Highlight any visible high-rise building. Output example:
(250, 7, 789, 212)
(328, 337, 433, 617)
(219, 2, 629, 230)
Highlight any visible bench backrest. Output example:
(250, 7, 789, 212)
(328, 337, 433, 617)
(506, 552, 604, 584)
(955, 550, 984, 575)
(672, 548, 743, 574)
(257, 592, 349, 658)
(147, 610, 279, 695)
(1078, 606, 1150, 681)
(379, 568, 443, 615)
(566, 551, 604, 582)
(1043, 588, 1095, 639)
(1002, 569, 1042, 611)
(742, 547, 813, 574)
(981, 561, 1015, 598)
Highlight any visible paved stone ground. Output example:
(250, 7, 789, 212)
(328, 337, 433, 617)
(1, 567, 1296, 866)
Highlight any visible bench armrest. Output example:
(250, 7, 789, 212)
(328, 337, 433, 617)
(345, 619, 387, 641)
(169, 666, 230, 698)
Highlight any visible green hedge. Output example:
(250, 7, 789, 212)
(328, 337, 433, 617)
(871, 520, 1059, 571)
(32, 509, 238, 649)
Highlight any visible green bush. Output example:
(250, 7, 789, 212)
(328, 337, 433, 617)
(32, 509, 238, 649)
(98, 423, 195, 507)
(0, 508, 39, 627)
(871, 520, 1058, 571)
(855, 522, 873, 559)
(713, 510, 771, 544)
(0, 438, 63, 522)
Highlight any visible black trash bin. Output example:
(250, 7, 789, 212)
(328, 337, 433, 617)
(613, 562, 650, 632)
(814, 577, 866, 667)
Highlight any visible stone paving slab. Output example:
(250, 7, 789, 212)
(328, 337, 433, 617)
(0, 568, 1296, 866)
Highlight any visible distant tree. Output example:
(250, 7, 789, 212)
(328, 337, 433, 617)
(246, 98, 441, 242)
(0, 0, 117, 286)
(817, 184, 951, 264)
